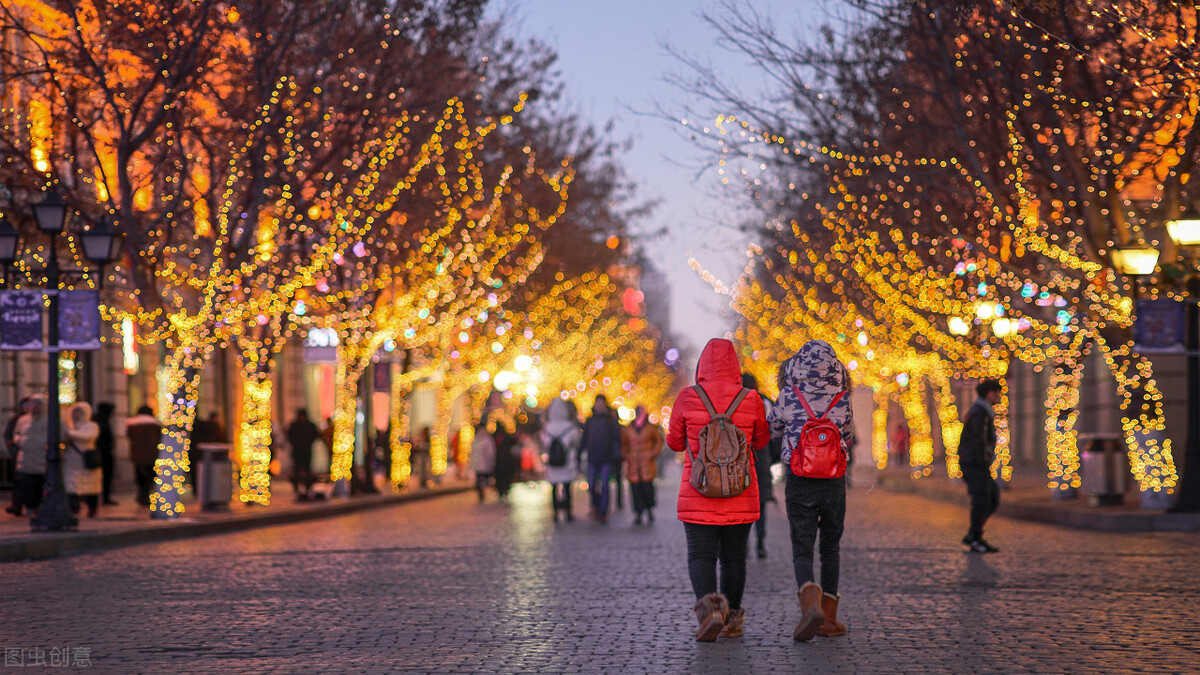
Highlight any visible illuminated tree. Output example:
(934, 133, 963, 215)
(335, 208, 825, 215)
(678, 0, 1196, 494)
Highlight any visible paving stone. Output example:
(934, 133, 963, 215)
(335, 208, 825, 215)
(2, 474, 1198, 673)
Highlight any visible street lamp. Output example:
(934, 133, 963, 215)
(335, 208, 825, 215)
(1, 189, 120, 531)
(1165, 210, 1200, 513)
(1110, 245, 1160, 277)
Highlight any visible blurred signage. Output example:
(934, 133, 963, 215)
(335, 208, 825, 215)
(304, 327, 338, 363)
(1135, 299, 1185, 352)
(59, 290, 101, 350)
(0, 290, 43, 350)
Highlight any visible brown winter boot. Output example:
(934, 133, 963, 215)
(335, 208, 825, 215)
(793, 582, 825, 642)
(692, 593, 729, 642)
(816, 593, 847, 637)
(718, 608, 745, 638)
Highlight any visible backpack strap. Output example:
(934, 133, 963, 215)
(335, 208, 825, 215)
(693, 385, 718, 418)
(724, 388, 750, 416)
(793, 388, 845, 420)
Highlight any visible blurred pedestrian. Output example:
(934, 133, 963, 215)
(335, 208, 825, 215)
(742, 373, 780, 559)
(286, 408, 320, 501)
(411, 427, 433, 489)
(492, 422, 517, 501)
(126, 406, 163, 507)
(471, 422, 496, 501)
(770, 340, 855, 641)
(622, 405, 663, 525)
(668, 338, 768, 641)
(542, 398, 581, 522)
(4, 397, 31, 516)
(960, 379, 1003, 554)
(11, 396, 48, 517)
(64, 401, 102, 518)
(581, 394, 621, 523)
(94, 402, 118, 505)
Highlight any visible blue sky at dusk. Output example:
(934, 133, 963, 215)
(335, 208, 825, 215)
(501, 0, 821, 354)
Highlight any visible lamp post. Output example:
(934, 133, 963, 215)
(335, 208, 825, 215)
(0, 190, 119, 531)
(1165, 209, 1200, 512)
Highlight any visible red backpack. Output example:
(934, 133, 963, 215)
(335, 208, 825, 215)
(789, 388, 846, 478)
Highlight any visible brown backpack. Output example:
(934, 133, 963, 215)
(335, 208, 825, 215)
(688, 386, 753, 498)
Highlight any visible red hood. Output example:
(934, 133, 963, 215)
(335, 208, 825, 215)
(695, 338, 742, 386)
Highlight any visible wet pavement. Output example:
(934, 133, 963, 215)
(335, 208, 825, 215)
(3, 470, 1198, 673)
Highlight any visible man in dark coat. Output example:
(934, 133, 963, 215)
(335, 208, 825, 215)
(126, 406, 163, 507)
(286, 409, 321, 501)
(94, 402, 118, 505)
(581, 394, 622, 523)
(959, 380, 1002, 553)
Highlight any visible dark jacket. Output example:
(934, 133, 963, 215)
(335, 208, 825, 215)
(667, 338, 768, 526)
(286, 419, 321, 458)
(581, 411, 622, 467)
(957, 398, 997, 471)
(126, 414, 164, 466)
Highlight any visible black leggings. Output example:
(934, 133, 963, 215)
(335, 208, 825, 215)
(785, 473, 845, 595)
(683, 522, 752, 610)
(551, 481, 572, 514)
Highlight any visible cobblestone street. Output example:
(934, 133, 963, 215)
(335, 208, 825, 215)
(3, 472, 1198, 674)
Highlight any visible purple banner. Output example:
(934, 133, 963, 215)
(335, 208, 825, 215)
(58, 290, 101, 351)
(1135, 299, 1185, 352)
(0, 290, 44, 351)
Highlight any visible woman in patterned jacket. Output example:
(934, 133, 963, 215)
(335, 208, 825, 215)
(768, 340, 854, 642)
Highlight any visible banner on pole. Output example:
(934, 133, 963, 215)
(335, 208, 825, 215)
(58, 290, 102, 351)
(0, 290, 44, 351)
(1135, 299, 1185, 352)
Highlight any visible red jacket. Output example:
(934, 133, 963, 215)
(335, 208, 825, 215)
(667, 338, 768, 525)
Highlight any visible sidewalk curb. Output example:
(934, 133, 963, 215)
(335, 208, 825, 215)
(0, 486, 470, 563)
(873, 473, 1200, 533)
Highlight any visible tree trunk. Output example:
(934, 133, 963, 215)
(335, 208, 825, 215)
(1096, 330, 1179, 493)
(935, 376, 964, 479)
(151, 343, 211, 519)
(1045, 351, 1084, 493)
(236, 360, 274, 505)
(330, 350, 361, 484)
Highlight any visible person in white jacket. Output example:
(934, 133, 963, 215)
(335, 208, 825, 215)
(541, 398, 582, 522)
(64, 401, 102, 517)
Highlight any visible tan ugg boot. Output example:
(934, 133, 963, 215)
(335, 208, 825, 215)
(692, 593, 729, 642)
(816, 593, 847, 637)
(718, 608, 745, 638)
(793, 582, 825, 642)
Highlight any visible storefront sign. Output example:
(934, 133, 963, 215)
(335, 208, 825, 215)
(1135, 299, 1185, 352)
(303, 327, 338, 363)
(58, 290, 102, 350)
(0, 290, 43, 350)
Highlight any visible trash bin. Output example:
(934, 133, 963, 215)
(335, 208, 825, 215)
(194, 442, 233, 511)
(1078, 433, 1128, 506)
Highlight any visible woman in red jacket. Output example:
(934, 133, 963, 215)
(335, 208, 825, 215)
(667, 338, 768, 641)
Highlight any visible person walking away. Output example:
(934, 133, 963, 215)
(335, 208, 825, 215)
(471, 422, 496, 501)
(769, 340, 855, 642)
(11, 396, 49, 517)
(411, 427, 433, 489)
(64, 402, 102, 517)
(581, 394, 621, 523)
(286, 409, 320, 501)
(742, 373, 780, 559)
(94, 402, 118, 505)
(4, 397, 31, 515)
(622, 405, 663, 525)
(492, 422, 518, 501)
(959, 379, 1003, 554)
(542, 398, 582, 522)
(668, 338, 768, 642)
(126, 406, 163, 507)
